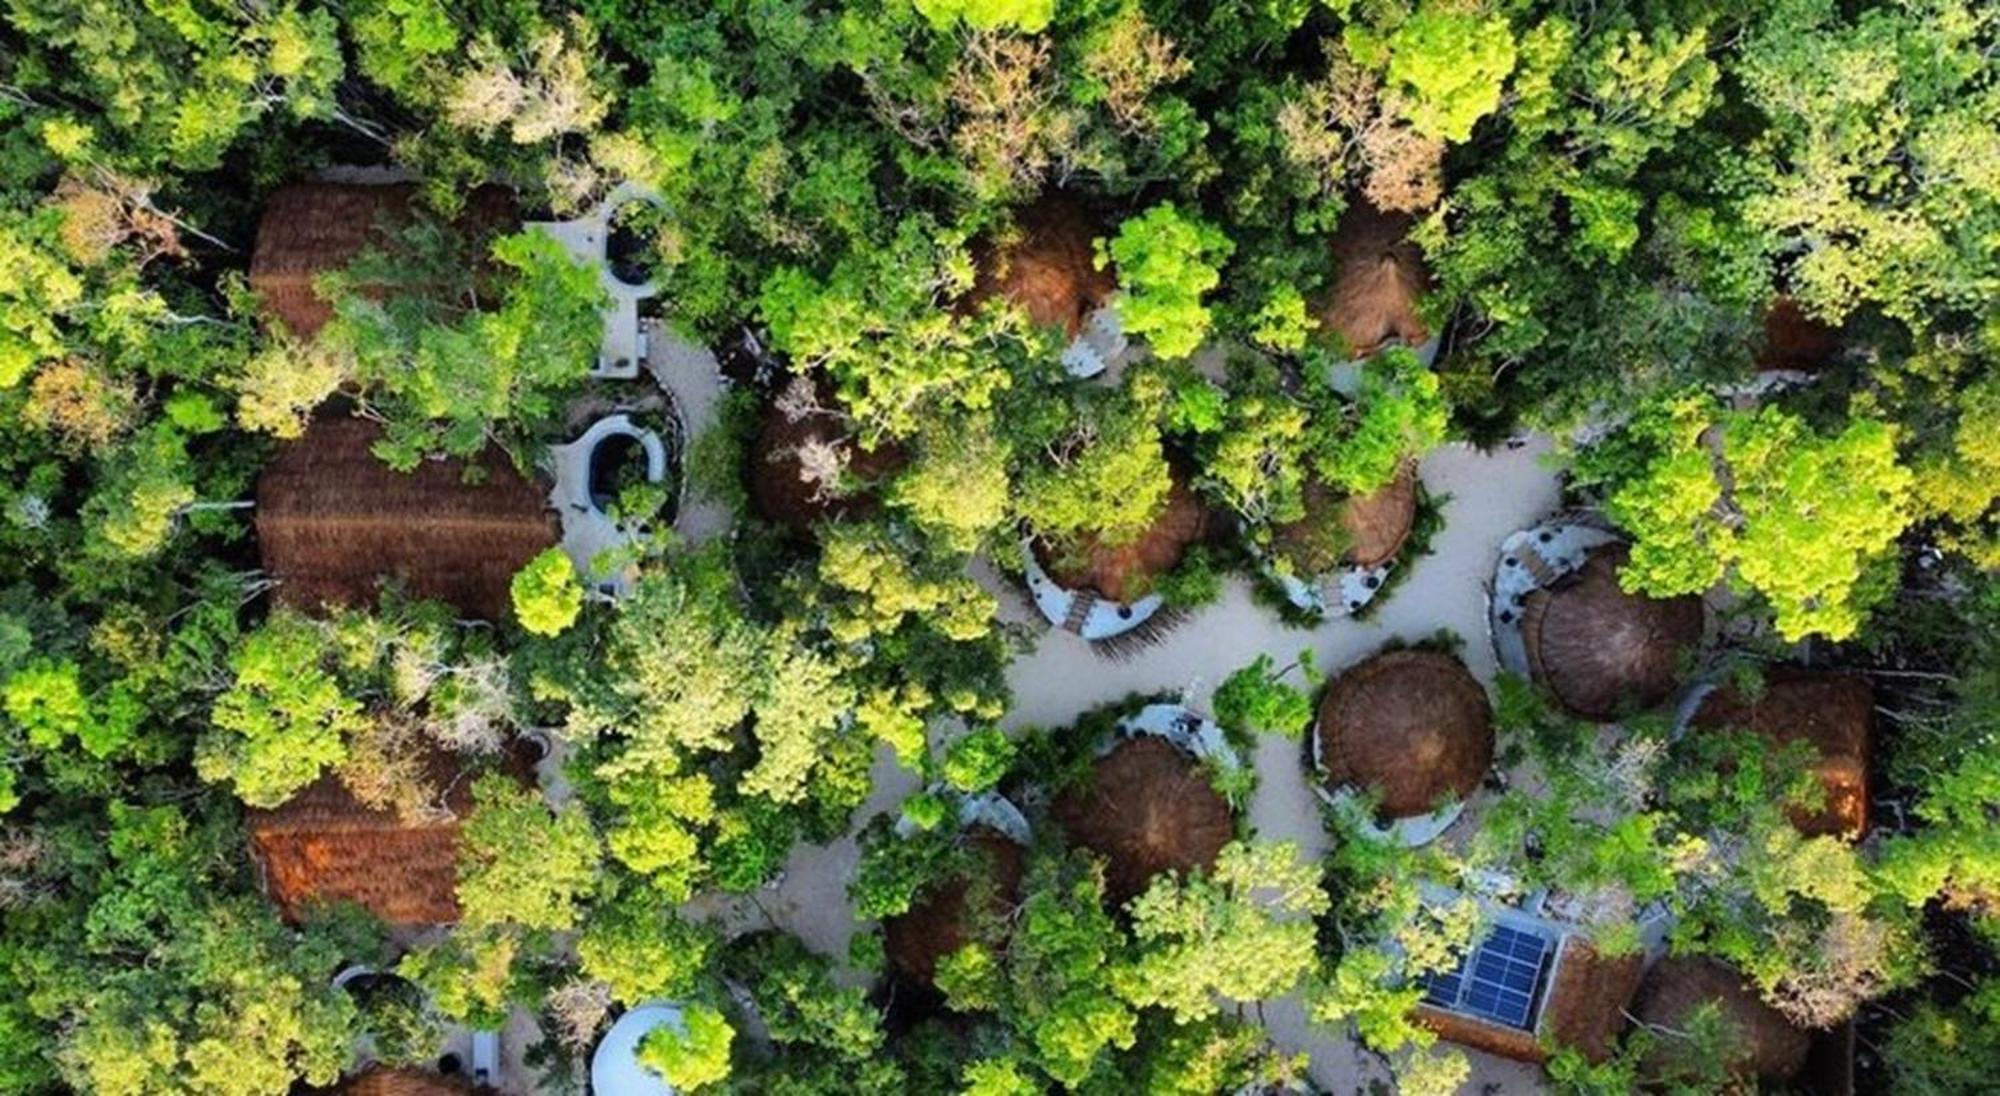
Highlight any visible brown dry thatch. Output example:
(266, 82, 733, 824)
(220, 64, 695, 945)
(1315, 200, 1431, 359)
(746, 397, 906, 538)
(967, 191, 1117, 338)
(1631, 957, 1811, 1086)
(1756, 297, 1840, 374)
(249, 183, 519, 339)
(1052, 736, 1234, 907)
(1316, 648, 1494, 820)
(248, 746, 533, 927)
(1273, 465, 1419, 574)
(1416, 935, 1644, 1065)
(1691, 671, 1873, 838)
(1040, 468, 1212, 604)
(329, 1067, 476, 1096)
(883, 830, 1025, 987)
(255, 413, 557, 622)
(1521, 544, 1704, 721)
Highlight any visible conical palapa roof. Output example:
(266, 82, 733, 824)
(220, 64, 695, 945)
(1520, 544, 1704, 720)
(1316, 648, 1493, 819)
(1052, 736, 1233, 906)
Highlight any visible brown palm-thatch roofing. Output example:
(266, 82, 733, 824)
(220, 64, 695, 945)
(1416, 935, 1645, 1065)
(1756, 296, 1840, 374)
(1315, 200, 1431, 359)
(249, 182, 520, 339)
(1521, 544, 1704, 721)
(1272, 464, 1419, 575)
(1316, 649, 1494, 820)
(1631, 957, 1811, 1086)
(746, 398, 906, 537)
(328, 1067, 477, 1096)
(248, 746, 532, 927)
(966, 191, 1117, 338)
(1691, 671, 1873, 839)
(1052, 736, 1234, 907)
(255, 413, 557, 622)
(883, 830, 1025, 987)
(1040, 467, 1213, 604)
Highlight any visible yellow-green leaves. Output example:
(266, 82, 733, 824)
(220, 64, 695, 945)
(1381, 7, 1518, 143)
(510, 547, 584, 637)
(1101, 203, 1233, 361)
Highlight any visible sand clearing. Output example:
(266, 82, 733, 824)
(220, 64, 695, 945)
(695, 436, 1564, 1094)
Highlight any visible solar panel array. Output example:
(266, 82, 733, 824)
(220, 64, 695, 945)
(1418, 923, 1555, 1031)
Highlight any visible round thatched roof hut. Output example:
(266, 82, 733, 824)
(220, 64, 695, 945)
(1631, 958, 1810, 1086)
(1316, 649, 1493, 820)
(1690, 671, 1873, 838)
(1052, 735, 1234, 906)
(1315, 200, 1431, 359)
(1272, 464, 1419, 574)
(1039, 467, 1212, 604)
(883, 830, 1026, 986)
(1520, 544, 1704, 721)
(747, 397, 905, 537)
(967, 191, 1117, 339)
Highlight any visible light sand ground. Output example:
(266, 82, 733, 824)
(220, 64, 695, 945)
(699, 438, 1565, 1095)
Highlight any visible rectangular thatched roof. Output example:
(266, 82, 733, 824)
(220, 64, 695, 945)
(324, 1066, 477, 1096)
(1416, 934, 1644, 1065)
(248, 182, 520, 339)
(246, 745, 534, 927)
(255, 413, 557, 622)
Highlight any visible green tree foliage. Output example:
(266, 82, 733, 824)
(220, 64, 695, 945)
(5, 802, 359, 1095)
(197, 610, 364, 808)
(1579, 393, 1914, 640)
(1212, 652, 1317, 738)
(1119, 840, 1330, 1021)
(914, 0, 1054, 34)
(321, 227, 607, 469)
(1100, 204, 1233, 360)
(577, 889, 714, 1006)
(1376, 5, 1518, 142)
(637, 1003, 734, 1091)
(4, 1, 343, 171)
(1016, 383, 1173, 549)
(456, 774, 601, 933)
(1736, 0, 2000, 328)
(510, 547, 584, 637)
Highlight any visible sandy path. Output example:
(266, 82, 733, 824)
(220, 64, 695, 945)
(709, 438, 1563, 1094)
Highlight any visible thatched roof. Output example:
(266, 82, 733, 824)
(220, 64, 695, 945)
(1315, 200, 1431, 359)
(967, 191, 1117, 338)
(1631, 957, 1810, 1086)
(1691, 671, 1873, 838)
(1756, 297, 1840, 374)
(249, 183, 519, 339)
(1416, 935, 1644, 1065)
(1040, 467, 1213, 604)
(1521, 544, 1704, 721)
(255, 413, 557, 621)
(1316, 649, 1493, 820)
(883, 830, 1025, 987)
(247, 747, 530, 927)
(1272, 464, 1419, 574)
(1053, 736, 1234, 906)
(329, 1067, 476, 1096)
(747, 398, 906, 537)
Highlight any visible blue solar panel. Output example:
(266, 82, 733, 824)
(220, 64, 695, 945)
(1416, 923, 1554, 1031)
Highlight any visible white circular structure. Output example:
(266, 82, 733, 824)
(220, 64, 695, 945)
(591, 1002, 684, 1096)
(549, 413, 671, 597)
